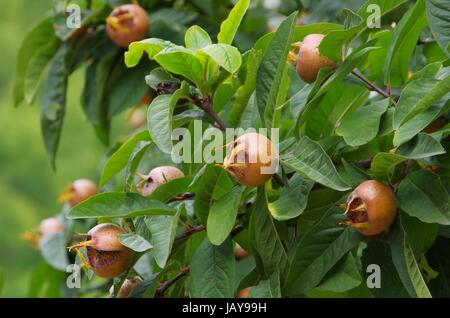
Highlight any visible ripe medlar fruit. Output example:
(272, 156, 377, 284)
(69, 223, 134, 278)
(106, 4, 149, 48)
(343, 180, 397, 236)
(137, 166, 185, 196)
(59, 179, 97, 207)
(222, 133, 279, 187)
(295, 34, 337, 83)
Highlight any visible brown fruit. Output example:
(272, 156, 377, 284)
(295, 34, 337, 83)
(137, 166, 185, 196)
(223, 133, 279, 187)
(128, 107, 147, 129)
(39, 218, 64, 236)
(58, 179, 97, 207)
(69, 223, 134, 279)
(117, 276, 142, 298)
(106, 4, 149, 48)
(343, 180, 397, 236)
(234, 244, 250, 261)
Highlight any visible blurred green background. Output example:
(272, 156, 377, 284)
(0, 0, 130, 297)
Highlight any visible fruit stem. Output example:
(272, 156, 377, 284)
(154, 267, 190, 298)
(351, 69, 397, 107)
(67, 240, 93, 251)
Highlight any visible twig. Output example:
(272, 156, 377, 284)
(155, 267, 190, 298)
(351, 69, 397, 106)
(191, 96, 227, 131)
(174, 225, 206, 242)
(168, 192, 195, 203)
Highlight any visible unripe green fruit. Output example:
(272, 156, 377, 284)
(344, 180, 397, 236)
(223, 133, 279, 187)
(296, 34, 337, 83)
(138, 166, 184, 196)
(106, 4, 149, 48)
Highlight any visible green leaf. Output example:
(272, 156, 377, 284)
(39, 232, 69, 271)
(229, 49, 262, 126)
(145, 208, 181, 268)
(13, 18, 55, 106)
(390, 220, 432, 298)
(383, 0, 427, 85)
(217, 0, 249, 45)
(336, 99, 389, 147)
(398, 170, 450, 225)
(400, 212, 438, 254)
(185, 25, 212, 50)
(147, 82, 190, 154)
(199, 44, 242, 74)
(125, 38, 174, 68)
(190, 238, 235, 298)
(149, 177, 193, 202)
(427, 237, 450, 297)
(281, 137, 350, 191)
(247, 271, 281, 298)
(249, 188, 288, 279)
(396, 133, 446, 159)
(393, 76, 450, 133)
(362, 241, 409, 298)
(127, 272, 161, 298)
(426, 0, 450, 57)
(268, 174, 314, 221)
(370, 152, 407, 181)
(125, 141, 152, 192)
(118, 233, 153, 252)
(155, 47, 204, 86)
(193, 165, 226, 222)
(256, 12, 297, 128)
(67, 193, 176, 219)
(207, 186, 244, 246)
(24, 38, 60, 104)
(40, 44, 71, 168)
(285, 206, 362, 296)
(315, 253, 362, 293)
(100, 130, 151, 187)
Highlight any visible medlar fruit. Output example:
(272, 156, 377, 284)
(295, 34, 337, 83)
(137, 166, 185, 196)
(106, 4, 149, 48)
(58, 179, 97, 207)
(343, 180, 397, 236)
(69, 223, 134, 278)
(222, 133, 279, 187)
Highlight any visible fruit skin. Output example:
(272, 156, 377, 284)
(295, 34, 337, 83)
(236, 287, 252, 298)
(60, 179, 97, 207)
(84, 224, 134, 278)
(139, 166, 185, 196)
(117, 276, 142, 298)
(39, 218, 64, 236)
(223, 133, 279, 187)
(106, 4, 149, 48)
(234, 244, 250, 261)
(345, 180, 397, 236)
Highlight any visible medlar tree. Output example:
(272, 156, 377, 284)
(16, 0, 450, 298)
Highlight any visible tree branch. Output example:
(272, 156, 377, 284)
(351, 69, 397, 106)
(191, 96, 227, 131)
(154, 267, 190, 298)
(174, 224, 206, 242)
